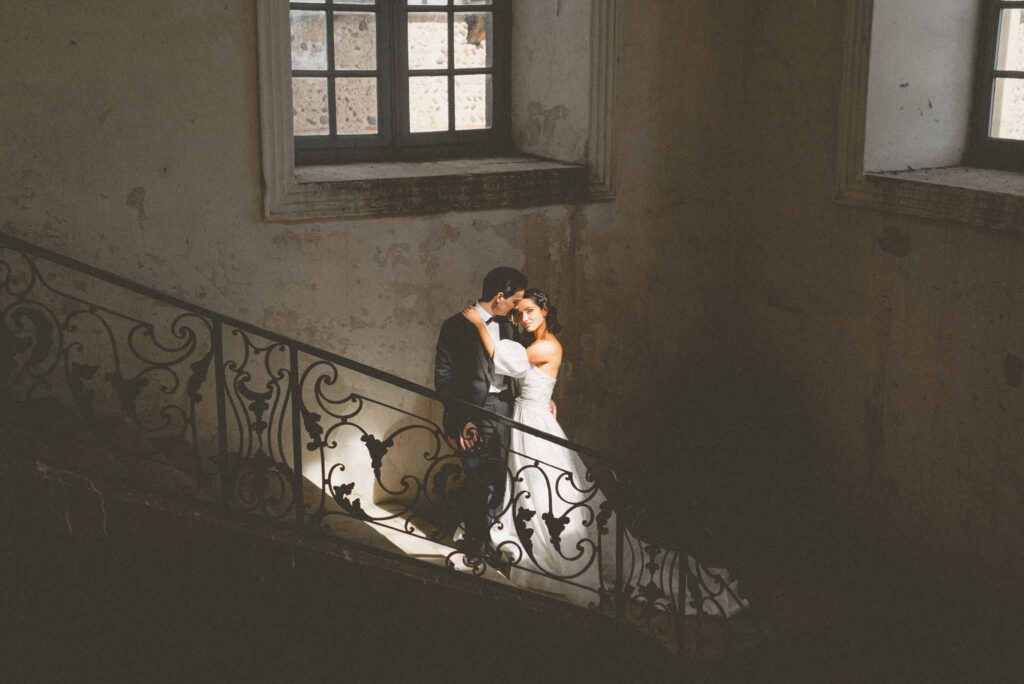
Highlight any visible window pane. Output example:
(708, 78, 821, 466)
(336, 78, 378, 135)
(991, 77, 1024, 141)
(334, 12, 376, 71)
(996, 8, 1024, 71)
(454, 12, 491, 68)
(290, 10, 328, 71)
(408, 1, 448, 5)
(455, 0, 491, 5)
(292, 78, 329, 135)
(409, 76, 449, 132)
(455, 74, 491, 130)
(408, 12, 449, 70)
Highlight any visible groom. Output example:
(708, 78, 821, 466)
(434, 266, 527, 562)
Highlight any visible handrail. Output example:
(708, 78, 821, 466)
(0, 231, 621, 468)
(0, 230, 764, 662)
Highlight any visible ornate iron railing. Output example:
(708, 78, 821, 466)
(0, 231, 765, 662)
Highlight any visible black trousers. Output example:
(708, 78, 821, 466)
(457, 391, 513, 549)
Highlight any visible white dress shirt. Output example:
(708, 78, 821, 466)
(476, 301, 508, 394)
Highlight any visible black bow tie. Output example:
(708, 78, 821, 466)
(485, 316, 498, 325)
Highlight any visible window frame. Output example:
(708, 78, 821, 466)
(968, 0, 1024, 172)
(290, 0, 512, 166)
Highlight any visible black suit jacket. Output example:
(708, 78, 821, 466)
(434, 311, 514, 437)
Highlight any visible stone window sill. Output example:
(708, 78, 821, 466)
(264, 156, 590, 222)
(838, 166, 1024, 234)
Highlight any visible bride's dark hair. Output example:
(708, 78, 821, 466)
(523, 288, 562, 334)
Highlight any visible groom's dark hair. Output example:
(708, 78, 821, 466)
(481, 267, 527, 300)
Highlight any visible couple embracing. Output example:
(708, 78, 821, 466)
(435, 267, 603, 603)
(434, 268, 748, 613)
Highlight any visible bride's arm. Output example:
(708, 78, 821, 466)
(461, 306, 495, 359)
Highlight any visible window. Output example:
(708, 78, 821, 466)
(289, 0, 511, 165)
(836, 0, 1024, 232)
(258, 0, 615, 220)
(969, 1, 1024, 171)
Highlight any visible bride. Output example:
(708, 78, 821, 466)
(462, 290, 746, 615)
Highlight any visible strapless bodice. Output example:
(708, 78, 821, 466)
(516, 365, 556, 407)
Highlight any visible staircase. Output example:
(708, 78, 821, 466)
(0, 232, 771, 680)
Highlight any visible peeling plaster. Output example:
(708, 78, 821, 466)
(418, 221, 462, 276)
(523, 102, 570, 152)
(373, 243, 412, 269)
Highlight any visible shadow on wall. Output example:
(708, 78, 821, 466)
(626, 350, 832, 576)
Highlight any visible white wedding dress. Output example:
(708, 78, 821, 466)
(488, 340, 747, 617)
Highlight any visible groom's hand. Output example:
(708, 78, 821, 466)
(459, 421, 480, 451)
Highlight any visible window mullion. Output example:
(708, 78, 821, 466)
(381, 0, 396, 150)
(325, 7, 337, 137)
(393, 0, 408, 147)
(447, 5, 456, 134)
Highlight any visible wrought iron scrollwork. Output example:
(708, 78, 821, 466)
(1, 244, 214, 496)
(0, 232, 766, 664)
(219, 330, 297, 519)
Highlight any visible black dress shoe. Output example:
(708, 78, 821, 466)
(481, 544, 513, 574)
(453, 538, 510, 573)
(454, 537, 487, 560)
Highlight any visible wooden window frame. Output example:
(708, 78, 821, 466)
(967, 0, 1024, 171)
(290, 0, 512, 166)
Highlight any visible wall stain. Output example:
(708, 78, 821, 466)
(262, 306, 342, 349)
(877, 226, 911, 258)
(765, 290, 805, 316)
(126, 187, 146, 230)
(418, 221, 461, 276)
(373, 243, 411, 269)
(348, 315, 373, 330)
(418, 222, 461, 255)
(272, 228, 323, 248)
(523, 102, 570, 152)
(4, 190, 35, 209)
(1004, 353, 1023, 388)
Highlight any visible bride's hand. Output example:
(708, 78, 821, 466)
(462, 306, 484, 327)
(549, 400, 557, 419)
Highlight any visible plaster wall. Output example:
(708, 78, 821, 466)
(864, 0, 982, 172)
(0, 0, 740, 467)
(740, 1, 1024, 593)
(511, 0, 591, 163)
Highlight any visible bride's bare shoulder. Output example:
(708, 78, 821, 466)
(527, 337, 562, 361)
